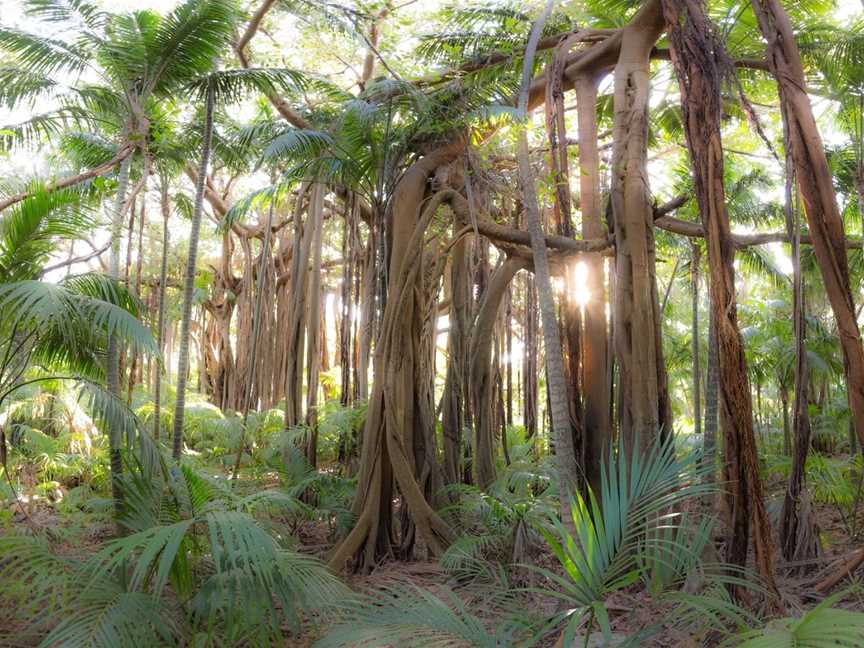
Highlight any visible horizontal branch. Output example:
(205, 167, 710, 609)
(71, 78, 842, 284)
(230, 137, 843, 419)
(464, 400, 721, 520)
(655, 215, 864, 249)
(0, 143, 135, 213)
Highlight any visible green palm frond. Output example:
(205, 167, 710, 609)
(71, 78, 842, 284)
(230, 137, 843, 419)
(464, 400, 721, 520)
(0, 186, 94, 281)
(737, 247, 789, 290)
(25, 0, 110, 30)
(147, 0, 239, 95)
(731, 593, 864, 647)
(315, 583, 510, 648)
(0, 68, 59, 109)
(0, 27, 92, 76)
(0, 105, 98, 151)
(185, 67, 310, 105)
(40, 583, 180, 647)
(533, 437, 717, 639)
(60, 131, 119, 168)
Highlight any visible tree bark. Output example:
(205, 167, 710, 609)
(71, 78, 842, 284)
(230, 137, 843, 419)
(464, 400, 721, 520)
(574, 73, 610, 496)
(106, 154, 132, 521)
(662, 0, 779, 600)
(470, 257, 527, 488)
(172, 83, 214, 461)
(752, 0, 864, 451)
(516, 0, 581, 528)
(611, 0, 671, 451)
(153, 178, 171, 442)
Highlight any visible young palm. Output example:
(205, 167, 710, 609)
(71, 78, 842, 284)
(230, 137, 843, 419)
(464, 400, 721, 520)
(0, 186, 157, 517)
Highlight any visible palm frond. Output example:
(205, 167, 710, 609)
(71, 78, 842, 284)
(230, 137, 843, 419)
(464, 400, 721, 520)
(0, 67, 59, 109)
(147, 0, 239, 95)
(315, 583, 506, 648)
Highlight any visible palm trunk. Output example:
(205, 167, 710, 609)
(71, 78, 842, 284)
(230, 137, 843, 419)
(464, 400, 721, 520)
(691, 243, 702, 439)
(106, 153, 132, 521)
(516, 0, 580, 525)
(172, 82, 215, 461)
(127, 178, 148, 405)
(153, 178, 171, 442)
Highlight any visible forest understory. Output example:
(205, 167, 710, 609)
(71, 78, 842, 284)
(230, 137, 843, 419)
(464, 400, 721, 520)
(2, 0, 864, 646)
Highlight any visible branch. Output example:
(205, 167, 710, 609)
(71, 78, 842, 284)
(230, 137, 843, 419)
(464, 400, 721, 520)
(0, 144, 135, 213)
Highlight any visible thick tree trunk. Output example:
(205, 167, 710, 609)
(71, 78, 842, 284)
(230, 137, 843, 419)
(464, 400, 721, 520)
(328, 155, 461, 572)
(752, 0, 864, 450)
(611, 0, 671, 451)
(662, 0, 779, 600)
(575, 74, 610, 496)
(172, 84, 214, 461)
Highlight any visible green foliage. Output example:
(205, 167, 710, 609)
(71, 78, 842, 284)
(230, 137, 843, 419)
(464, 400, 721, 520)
(731, 593, 864, 648)
(314, 582, 522, 648)
(534, 438, 717, 643)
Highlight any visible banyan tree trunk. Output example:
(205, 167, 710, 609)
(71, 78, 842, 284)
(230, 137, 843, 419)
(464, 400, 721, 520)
(780, 147, 816, 563)
(662, 0, 779, 600)
(441, 233, 471, 485)
(610, 0, 672, 451)
(575, 73, 610, 495)
(752, 0, 864, 450)
(284, 183, 322, 429)
(328, 152, 461, 572)
(470, 257, 527, 489)
(304, 192, 325, 468)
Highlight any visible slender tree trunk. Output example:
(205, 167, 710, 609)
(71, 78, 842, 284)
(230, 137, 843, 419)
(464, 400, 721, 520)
(172, 83, 214, 461)
(516, 0, 580, 526)
(153, 179, 171, 442)
(232, 200, 275, 477)
(752, 0, 864, 451)
(442, 234, 470, 485)
(662, 0, 779, 601)
(691, 242, 702, 439)
(780, 148, 816, 562)
(127, 177, 148, 405)
(106, 154, 132, 522)
(305, 191, 325, 469)
(470, 257, 526, 488)
(523, 273, 539, 441)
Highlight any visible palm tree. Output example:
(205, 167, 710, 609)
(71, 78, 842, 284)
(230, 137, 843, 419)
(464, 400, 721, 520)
(170, 66, 313, 461)
(0, 186, 157, 520)
(513, 0, 579, 530)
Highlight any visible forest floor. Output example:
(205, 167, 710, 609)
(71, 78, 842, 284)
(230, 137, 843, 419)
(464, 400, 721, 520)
(2, 465, 863, 647)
